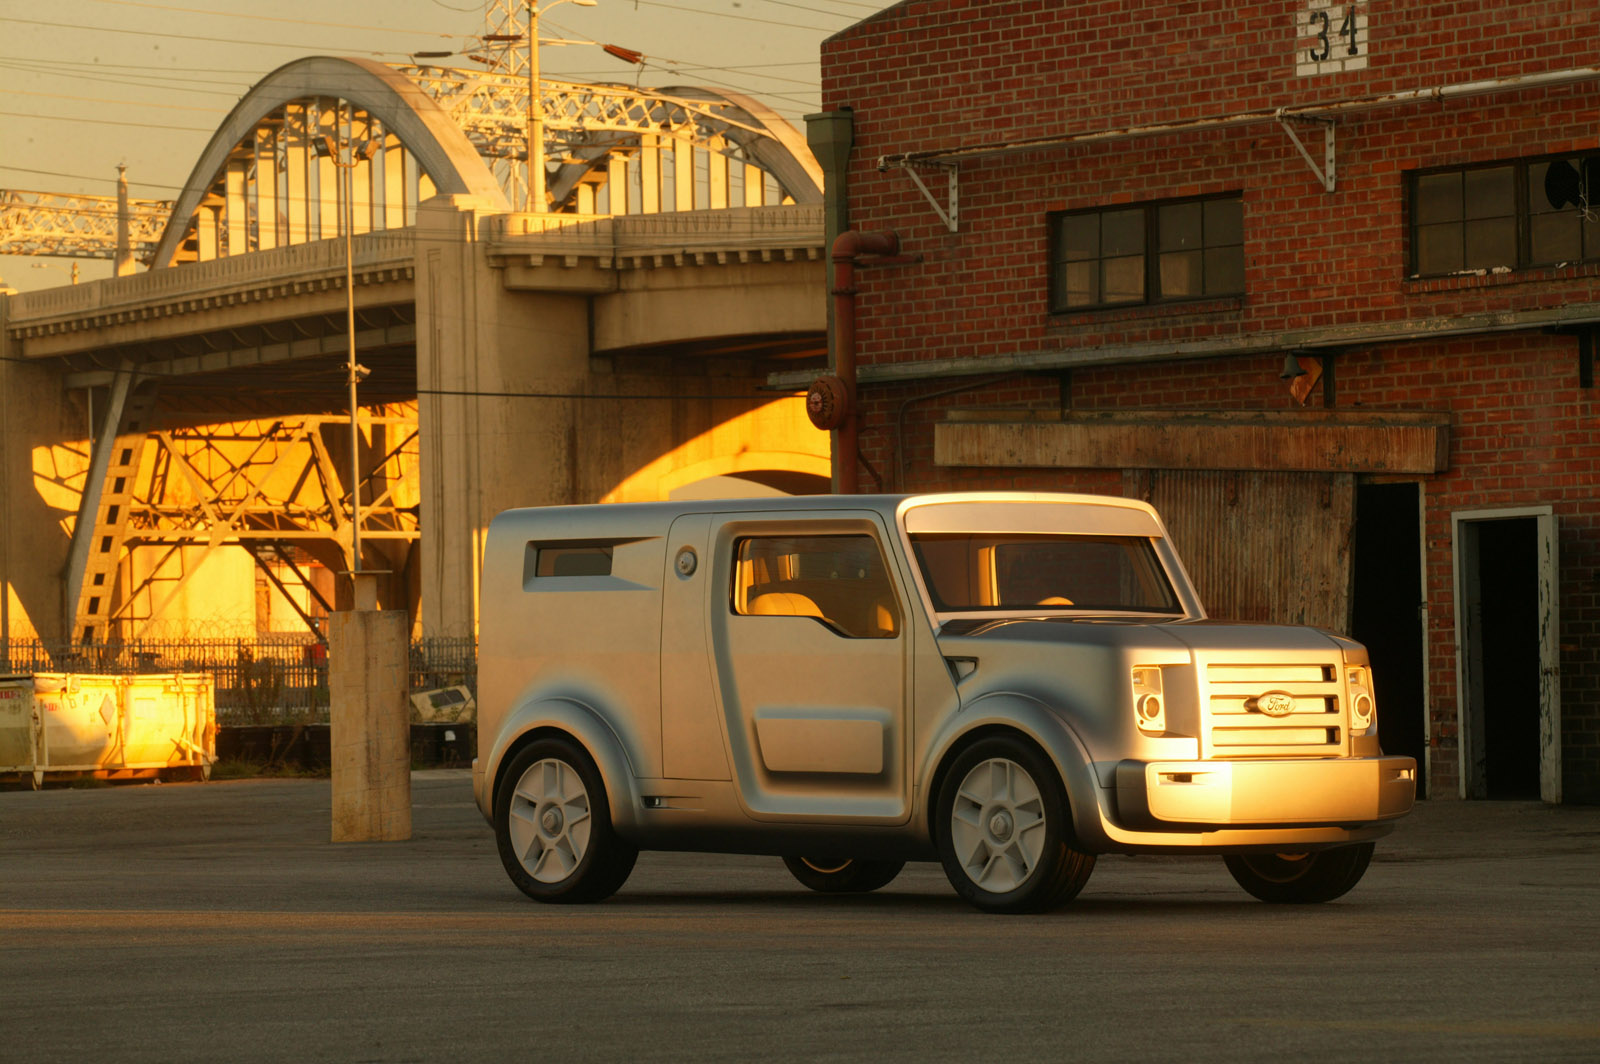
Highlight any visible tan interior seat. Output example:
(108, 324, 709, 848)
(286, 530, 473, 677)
(748, 591, 824, 618)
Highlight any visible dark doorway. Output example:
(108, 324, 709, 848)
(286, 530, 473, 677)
(1461, 518, 1542, 799)
(1352, 483, 1428, 795)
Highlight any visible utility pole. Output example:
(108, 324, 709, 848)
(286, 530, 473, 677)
(525, 0, 598, 212)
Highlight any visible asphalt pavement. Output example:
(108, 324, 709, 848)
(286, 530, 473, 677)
(2, 771, 1598, 1063)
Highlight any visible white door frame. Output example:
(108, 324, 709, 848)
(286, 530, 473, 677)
(1450, 506, 1561, 803)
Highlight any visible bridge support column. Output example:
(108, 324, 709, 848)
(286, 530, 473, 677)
(0, 293, 82, 646)
(415, 195, 591, 638)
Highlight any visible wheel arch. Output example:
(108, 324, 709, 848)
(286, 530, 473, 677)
(920, 699, 1105, 852)
(485, 698, 641, 836)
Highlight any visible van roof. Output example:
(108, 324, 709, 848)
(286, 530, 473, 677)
(489, 491, 1163, 540)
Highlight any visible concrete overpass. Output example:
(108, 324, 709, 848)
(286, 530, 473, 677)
(0, 57, 829, 646)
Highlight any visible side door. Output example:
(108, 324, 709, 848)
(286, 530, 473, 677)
(708, 512, 910, 822)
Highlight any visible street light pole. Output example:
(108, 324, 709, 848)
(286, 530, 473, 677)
(323, 102, 377, 574)
(525, 0, 598, 212)
(342, 111, 360, 575)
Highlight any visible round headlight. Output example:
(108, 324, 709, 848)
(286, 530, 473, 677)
(1138, 693, 1163, 721)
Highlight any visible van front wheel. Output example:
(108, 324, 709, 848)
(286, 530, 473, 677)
(936, 737, 1095, 914)
(495, 738, 637, 903)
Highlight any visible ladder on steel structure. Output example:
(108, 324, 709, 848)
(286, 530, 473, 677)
(68, 381, 160, 644)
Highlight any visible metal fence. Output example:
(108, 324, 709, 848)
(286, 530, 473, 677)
(0, 636, 477, 724)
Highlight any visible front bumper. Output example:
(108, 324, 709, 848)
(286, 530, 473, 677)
(1116, 755, 1416, 827)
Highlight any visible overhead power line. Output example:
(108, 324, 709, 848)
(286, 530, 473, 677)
(0, 16, 432, 56)
(7, 88, 226, 113)
(0, 109, 215, 133)
(81, 0, 468, 37)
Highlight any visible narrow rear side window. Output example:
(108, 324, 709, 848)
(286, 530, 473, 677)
(535, 545, 613, 577)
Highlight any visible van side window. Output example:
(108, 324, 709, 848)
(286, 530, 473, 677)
(733, 535, 899, 639)
(536, 545, 614, 577)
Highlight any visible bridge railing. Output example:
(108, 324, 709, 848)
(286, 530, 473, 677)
(0, 636, 476, 725)
(4, 227, 417, 328)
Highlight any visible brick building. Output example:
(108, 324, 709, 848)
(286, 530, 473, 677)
(796, 0, 1600, 801)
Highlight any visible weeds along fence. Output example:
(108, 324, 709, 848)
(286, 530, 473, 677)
(0, 637, 477, 724)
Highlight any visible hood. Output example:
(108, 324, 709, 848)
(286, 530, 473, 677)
(935, 616, 1346, 656)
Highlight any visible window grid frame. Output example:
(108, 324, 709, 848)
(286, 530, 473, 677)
(1408, 150, 1600, 278)
(1047, 191, 1246, 314)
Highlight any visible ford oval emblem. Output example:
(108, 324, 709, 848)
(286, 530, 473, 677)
(1254, 691, 1297, 718)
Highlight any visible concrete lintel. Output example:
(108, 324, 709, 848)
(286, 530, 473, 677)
(764, 302, 1600, 389)
(498, 262, 619, 293)
(935, 409, 1451, 474)
(486, 206, 824, 288)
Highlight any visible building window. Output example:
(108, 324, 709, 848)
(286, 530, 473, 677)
(1048, 194, 1244, 312)
(1409, 153, 1600, 276)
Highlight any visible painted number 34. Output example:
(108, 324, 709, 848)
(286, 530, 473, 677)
(1309, 6, 1359, 62)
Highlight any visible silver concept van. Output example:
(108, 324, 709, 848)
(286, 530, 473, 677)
(474, 493, 1415, 913)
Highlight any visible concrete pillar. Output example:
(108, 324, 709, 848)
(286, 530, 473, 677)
(317, 101, 340, 243)
(607, 156, 628, 214)
(673, 139, 695, 211)
(256, 128, 278, 252)
(329, 572, 410, 841)
(744, 163, 764, 207)
(351, 111, 373, 236)
(414, 194, 591, 638)
(383, 137, 405, 231)
(707, 136, 729, 209)
(115, 167, 135, 277)
(226, 159, 248, 255)
(0, 293, 82, 644)
(196, 207, 217, 261)
(640, 134, 661, 215)
(285, 104, 309, 245)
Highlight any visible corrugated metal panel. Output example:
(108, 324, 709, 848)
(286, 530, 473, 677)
(1126, 470, 1354, 630)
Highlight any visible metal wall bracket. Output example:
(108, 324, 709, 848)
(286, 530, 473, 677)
(1275, 112, 1337, 192)
(893, 160, 959, 232)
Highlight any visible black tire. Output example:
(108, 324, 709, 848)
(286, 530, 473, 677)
(782, 856, 905, 893)
(494, 737, 638, 903)
(935, 736, 1096, 914)
(1223, 843, 1375, 904)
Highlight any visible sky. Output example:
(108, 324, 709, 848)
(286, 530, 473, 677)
(0, 0, 893, 292)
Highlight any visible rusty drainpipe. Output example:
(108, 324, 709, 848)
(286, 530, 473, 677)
(828, 229, 899, 494)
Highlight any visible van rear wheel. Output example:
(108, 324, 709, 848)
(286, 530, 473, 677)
(936, 736, 1095, 914)
(495, 738, 637, 903)
(1223, 843, 1374, 904)
(782, 856, 904, 893)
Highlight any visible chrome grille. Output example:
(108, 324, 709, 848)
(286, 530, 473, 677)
(1203, 662, 1347, 758)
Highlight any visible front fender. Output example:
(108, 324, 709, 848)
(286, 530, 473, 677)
(476, 697, 641, 837)
(917, 694, 1104, 853)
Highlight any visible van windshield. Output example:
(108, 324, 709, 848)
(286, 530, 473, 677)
(909, 533, 1181, 614)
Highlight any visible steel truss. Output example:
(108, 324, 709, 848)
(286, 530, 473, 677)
(0, 189, 173, 262)
(399, 66, 780, 159)
(79, 412, 419, 642)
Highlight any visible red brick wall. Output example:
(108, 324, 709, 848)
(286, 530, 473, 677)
(825, 0, 1600, 799)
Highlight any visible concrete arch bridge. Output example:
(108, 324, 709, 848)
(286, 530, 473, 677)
(0, 57, 829, 646)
